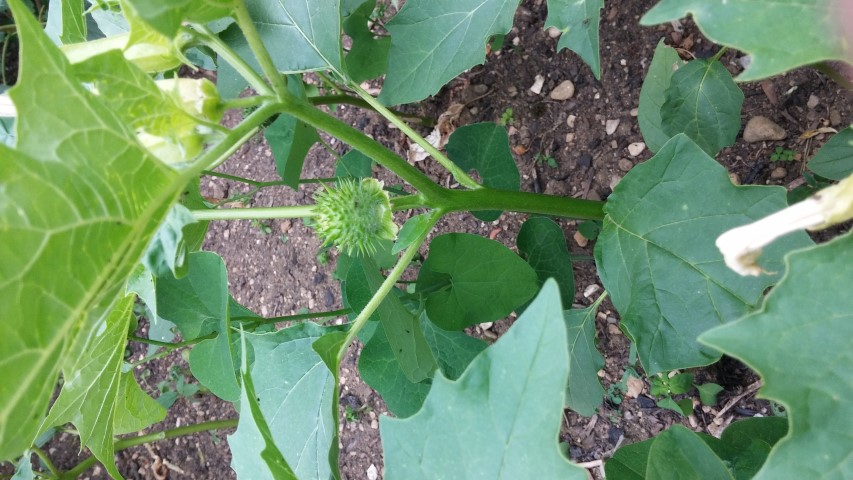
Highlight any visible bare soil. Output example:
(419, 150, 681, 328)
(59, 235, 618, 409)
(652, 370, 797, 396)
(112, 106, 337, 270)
(4, 0, 850, 478)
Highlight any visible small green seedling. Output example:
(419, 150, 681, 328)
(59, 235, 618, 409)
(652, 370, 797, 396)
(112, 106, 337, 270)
(499, 107, 514, 126)
(251, 219, 273, 235)
(770, 146, 796, 162)
(650, 372, 724, 415)
(535, 152, 558, 168)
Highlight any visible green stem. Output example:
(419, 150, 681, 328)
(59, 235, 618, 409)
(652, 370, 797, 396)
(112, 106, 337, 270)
(442, 187, 605, 220)
(189, 24, 272, 97)
(232, 1, 288, 96)
(191, 204, 315, 221)
(221, 96, 270, 111)
(390, 194, 430, 211)
(348, 83, 482, 190)
(127, 332, 216, 350)
(710, 46, 729, 63)
(279, 100, 446, 201)
(235, 308, 352, 329)
(32, 446, 59, 478)
(59, 419, 238, 480)
(202, 170, 339, 187)
(338, 211, 440, 355)
(191, 102, 282, 172)
(309, 94, 435, 127)
(318, 136, 341, 159)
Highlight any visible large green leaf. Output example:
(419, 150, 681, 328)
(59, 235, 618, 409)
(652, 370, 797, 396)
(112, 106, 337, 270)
(638, 39, 686, 153)
(345, 257, 436, 382)
(417, 233, 539, 330)
(334, 149, 373, 179)
(229, 323, 346, 480)
(660, 59, 743, 156)
(594, 135, 813, 374)
(647, 425, 733, 479)
(379, 0, 521, 105)
(245, 0, 343, 74)
(446, 122, 520, 221)
(124, 0, 234, 37)
(359, 312, 487, 417)
(265, 113, 319, 188)
(113, 370, 168, 435)
(41, 296, 138, 478)
(564, 297, 606, 416)
(807, 126, 853, 180)
(343, 0, 391, 83)
(701, 231, 853, 479)
(381, 281, 587, 479)
(45, 0, 86, 44)
(544, 0, 603, 79)
(0, 0, 184, 459)
(142, 204, 197, 279)
(641, 0, 852, 82)
(517, 217, 574, 309)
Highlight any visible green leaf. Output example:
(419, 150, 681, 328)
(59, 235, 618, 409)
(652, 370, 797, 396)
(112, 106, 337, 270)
(446, 122, 520, 221)
(265, 113, 319, 189)
(123, 0, 234, 37)
(41, 296, 136, 478)
(381, 281, 588, 479)
(656, 395, 691, 415)
(379, 0, 521, 105)
(647, 425, 733, 479)
(346, 257, 436, 382)
(113, 370, 167, 434)
(12, 452, 35, 480)
(156, 252, 227, 340)
(245, 0, 343, 74)
(544, 0, 603, 78)
(229, 323, 346, 480)
(641, 0, 852, 82)
(334, 149, 373, 179)
(660, 59, 743, 156)
(45, 0, 86, 44)
(564, 299, 606, 416)
(178, 178, 211, 252)
(418, 233, 539, 330)
(392, 213, 433, 255)
(639, 39, 687, 153)
(343, 0, 391, 82)
(594, 134, 813, 374)
(0, 0, 184, 459)
(807, 126, 853, 180)
(697, 383, 724, 406)
(142, 203, 197, 279)
(189, 329, 240, 402)
(517, 217, 575, 309)
(669, 372, 694, 395)
(700, 231, 853, 479)
(239, 368, 298, 480)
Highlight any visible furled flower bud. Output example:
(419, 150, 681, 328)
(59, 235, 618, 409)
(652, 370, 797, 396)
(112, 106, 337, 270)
(156, 78, 223, 123)
(61, 31, 189, 73)
(717, 173, 853, 276)
(312, 178, 398, 256)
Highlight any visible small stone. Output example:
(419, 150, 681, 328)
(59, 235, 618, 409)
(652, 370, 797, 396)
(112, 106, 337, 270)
(583, 284, 601, 298)
(627, 142, 646, 157)
(770, 167, 787, 179)
(573, 231, 589, 247)
(626, 377, 644, 398)
(830, 108, 842, 126)
(577, 153, 593, 168)
(743, 116, 787, 142)
(618, 158, 633, 172)
(636, 395, 656, 409)
(546, 26, 561, 38)
(630, 107, 639, 117)
(728, 172, 741, 185)
(607, 324, 621, 335)
(549, 80, 575, 100)
(567, 115, 577, 128)
(367, 465, 378, 480)
(605, 118, 620, 135)
(807, 94, 820, 109)
(529, 74, 545, 94)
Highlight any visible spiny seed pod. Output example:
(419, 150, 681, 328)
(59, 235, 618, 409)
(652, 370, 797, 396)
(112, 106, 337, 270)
(312, 178, 398, 256)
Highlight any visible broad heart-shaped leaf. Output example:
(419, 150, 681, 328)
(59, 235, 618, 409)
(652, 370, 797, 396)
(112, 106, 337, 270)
(639, 39, 686, 153)
(594, 135, 813, 374)
(0, 0, 184, 460)
(113, 370, 167, 435)
(343, 0, 391, 83)
(647, 425, 733, 479)
(379, 0, 521, 105)
(265, 114, 319, 189)
(446, 122, 520, 221)
(544, 0, 603, 79)
(229, 323, 346, 480)
(660, 59, 743, 156)
(517, 216, 574, 309)
(41, 296, 137, 478)
(359, 311, 487, 417)
(808, 126, 853, 180)
(417, 233, 539, 330)
(700, 231, 853, 479)
(564, 297, 606, 416)
(245, 0, 343, 74)
(381, 281, 587, 479)
(124, 0, 234, 37)
(641, 0, 852, 82)
(606, 418, 788, 480)
(345, 257, 436, 382)
(334, 149, 373, 179)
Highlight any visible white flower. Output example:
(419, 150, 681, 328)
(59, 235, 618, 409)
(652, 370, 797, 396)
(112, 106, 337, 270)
(717, 173, 853, 276)
(0, 95, 16, 118)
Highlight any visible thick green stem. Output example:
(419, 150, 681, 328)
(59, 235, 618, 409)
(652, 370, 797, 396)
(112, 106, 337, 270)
(348, 83, 482, 190)
(390, 194, 430, 211)
(232, 1, 288, 96)
(442, 188, 605, 220)
(128, 332, 216, 350)
(202, 170, 339, 187)
(59, 419, 238, 480)
(235, 308, 352, 330)
(191, 204, 315, 221)
(221, 96, 270, 111)
(191, 101, 281, 172)
(309, 94, 435, 127)
(189, 24, 272, 97)
(280, 100, 446, 201)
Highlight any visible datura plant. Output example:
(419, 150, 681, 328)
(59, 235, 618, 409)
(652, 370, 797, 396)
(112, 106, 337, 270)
(0, 0, 851, 479)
